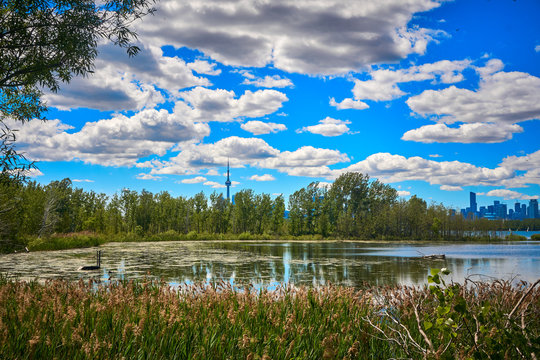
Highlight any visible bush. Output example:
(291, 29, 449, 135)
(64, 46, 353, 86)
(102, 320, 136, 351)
(505, 233, 527, 241)
(27, 232, 106, 251)
(531, 233, 540, 240)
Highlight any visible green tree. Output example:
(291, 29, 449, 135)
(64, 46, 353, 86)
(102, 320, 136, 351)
(1, 0, 156, 178)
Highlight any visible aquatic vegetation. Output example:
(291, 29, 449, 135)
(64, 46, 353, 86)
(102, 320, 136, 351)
(0, 275, 538, 359)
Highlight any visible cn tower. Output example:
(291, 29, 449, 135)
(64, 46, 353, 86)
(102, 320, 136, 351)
(225, 159, 231, 201)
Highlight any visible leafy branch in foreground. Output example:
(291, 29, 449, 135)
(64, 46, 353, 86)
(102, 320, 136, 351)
(0, 0, 156, 179)
(365, 269, 540, 359)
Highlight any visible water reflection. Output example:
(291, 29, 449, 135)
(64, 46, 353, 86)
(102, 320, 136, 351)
(0, 241, 539, 288)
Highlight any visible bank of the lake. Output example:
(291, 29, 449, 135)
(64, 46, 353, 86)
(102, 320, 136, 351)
(1, 275, 538, 359)
(12, 229, 540, 253)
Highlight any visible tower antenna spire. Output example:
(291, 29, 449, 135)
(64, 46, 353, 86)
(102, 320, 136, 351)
(225, 158, 231, 201)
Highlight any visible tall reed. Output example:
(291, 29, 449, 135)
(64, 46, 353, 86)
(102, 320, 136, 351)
(0, 276, 538, 359)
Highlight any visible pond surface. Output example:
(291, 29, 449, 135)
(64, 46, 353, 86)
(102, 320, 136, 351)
(1, 241, 539, 288)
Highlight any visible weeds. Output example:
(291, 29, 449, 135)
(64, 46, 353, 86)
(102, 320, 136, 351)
(0, 274, 538, 359)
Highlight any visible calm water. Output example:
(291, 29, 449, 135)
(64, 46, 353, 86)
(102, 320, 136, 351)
(1, 241, 539, 288)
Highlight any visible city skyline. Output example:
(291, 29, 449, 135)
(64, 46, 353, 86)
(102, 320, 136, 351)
(7, 0, 540, 209)
(461, 192, 539, 220)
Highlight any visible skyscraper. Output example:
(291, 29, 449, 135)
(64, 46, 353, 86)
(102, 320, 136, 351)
(225, 159, 231, 201)
(529, 199, 539, 219)
(470, 192, 477, 214)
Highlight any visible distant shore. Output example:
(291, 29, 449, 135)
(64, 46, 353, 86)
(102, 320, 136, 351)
(1, 230, 535, 253)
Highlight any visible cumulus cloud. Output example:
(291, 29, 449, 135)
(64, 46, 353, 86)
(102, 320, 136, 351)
(498, 150, 540, 188)
(137, 0, 444, 75)
(241, 121, 287, 135)
(136, 173, 163, 180)
(5, 108, 210, 167)
(440, 185, 463, 191)
(429, 154, 442, 158)
(349, 59, 471, 103)
(44, 44, 213, 111)
(240, 71, 293, 88)
(336, 152, 516, 188)
(403, 59, 540, 143)
(298, 117, 352, 137)
(149, 136, 349, 179)
(397, 190, 411, 197)
(72, 179, 95, 183)
(250, 174, 276, 181)
(204, 181, 226, 188)
(181, 176, 208, 184)
(178, 87, 288, 122)
(402, 123, 523, 143)
(407, 60, 540, 125)
(481, 189, 539, 200)
(329, 98, 369, 110)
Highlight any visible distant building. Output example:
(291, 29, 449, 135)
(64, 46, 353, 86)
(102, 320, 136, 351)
(529, 199, 539, 219)
(470, 192, 477, 213)
(459, 192, 538, 220)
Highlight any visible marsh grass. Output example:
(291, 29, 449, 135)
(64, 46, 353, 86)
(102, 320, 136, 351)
(0, 277, 538, 359)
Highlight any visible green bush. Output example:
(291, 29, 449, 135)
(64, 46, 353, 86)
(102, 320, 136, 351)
(505, 233, 527, 241)
(27, 232, 107, 251)
(531, 233, 540, 240)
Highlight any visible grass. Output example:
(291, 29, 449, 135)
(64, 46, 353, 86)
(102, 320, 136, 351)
(0, 275, 538, 359)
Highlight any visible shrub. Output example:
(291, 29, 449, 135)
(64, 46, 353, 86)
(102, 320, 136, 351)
(505, 233, 527, 241)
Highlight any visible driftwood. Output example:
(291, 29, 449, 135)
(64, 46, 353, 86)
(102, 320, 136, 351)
(421, 254, 446, 260)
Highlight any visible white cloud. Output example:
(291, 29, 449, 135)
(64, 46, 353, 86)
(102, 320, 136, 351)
(481, 189, 539, 201)
(350, 59, 471, 102)
(9, 168, 44, 178)
(136, 173, 162, 180)
(204, 181, 226, 188)
(149, 136, 349, 179)
(6, 108, 210, 167)
(402, 123, 523, 143)
(181, 176, 208, 184)
(397, 190, 411, 197)
(44, 44, 212, 111)
(429, 154, 442, 158)
(440, 185, 463, 191)
(187, 60, 222, 75)
(72, 179, 95, 183)
(137, 0, 444, 75)
(241, 73, 293, 88)
(404, 59, 540, 143)
(536, 45, 540, 52)
(407, 61, 540, 125)
(337, 152, 516, 188)
(178, 87, 288, 122)
(329, 98, 369, 110)
(498, 150, 540, 188)
(241, 121, 287, 135)
(298, 117, 352, 137)
(250, 174, 275, 181)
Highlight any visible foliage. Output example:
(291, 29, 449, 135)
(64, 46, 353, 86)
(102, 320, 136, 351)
(365, 269, 540, 359)
(0, 0, 156, 179)
(2, 172, 540, 252)
(530, 233, 540, 240)
(505, 233, 528, 241)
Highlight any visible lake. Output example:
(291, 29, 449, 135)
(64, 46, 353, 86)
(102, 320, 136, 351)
(1, 240, 539, 288)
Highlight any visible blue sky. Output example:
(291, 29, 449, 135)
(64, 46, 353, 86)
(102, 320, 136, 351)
(12, 0, 540, 209)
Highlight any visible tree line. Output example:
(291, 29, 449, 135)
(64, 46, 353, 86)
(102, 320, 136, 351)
(1, 172, 539, 250)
